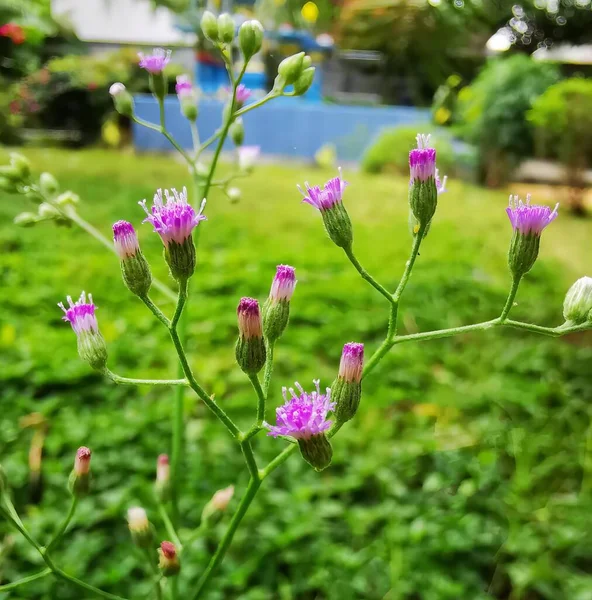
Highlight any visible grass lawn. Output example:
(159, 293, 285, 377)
(1, 147, 591, 600)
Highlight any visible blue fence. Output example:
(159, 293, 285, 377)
(133, 95, 430, 162)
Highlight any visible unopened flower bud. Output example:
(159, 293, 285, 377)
(38, 202, 60, 219)
(39, 172, 59, 197)
(110, 82, 134, 117)
(113, 221, 152, 297)
(506, 194, 558, 279)
(239, 20, 264, 61)
(293, 67, 315, 96)
(155, 454, 170, 501)
(408, 134, 438, 231)
(217, 13, 235, 44)
(14, 212, 38, 227)
(238, 146, 260, 172)
(302, 55, 312, 70)
(127, 507, 153, 548)
(175, 75, 198, 121)
(68, 446, 92, 497)
(201, 11, 219, 42)
(55, 191, 80, 207)
(263, 265, 296, 342)
(158, 541, 180, 577)
(563, 276, 592, 324)
(59, 292, 108, 371)
(9, 153, 31, 180)
(0, 164, 22, 182)
(235, 297, 266, 374)
(0, 176, 18, 193)
(332, 343, 364, 423)
(298, 168, 352, 249)
(278, 52, 305, 85)
(229, 118, 244, 146)
(201, 485, 234, 525)
(227, 187, 241, 203)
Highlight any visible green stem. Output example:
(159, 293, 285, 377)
(249, 375, 266, 427)
(157, 503, 182, 550)
(190, 120, 200, 155)
(0, 568, 52, 591)
(171, 279, 188, 330)
(343, 245, 394, 305)
(103, 369, 187, 387)
(234, 93, 280, 118)
(195, 130, 221, 159)
(262, 341, 275, 397)
(141, 547, 162, 600)
(240, 441, 260, 480)
(140, 295, 171, 328)
(500, 276, 521, 322)
(47, 497, 78, 552)
(393, 228, 425, 303)
(190, 477, 261, 600)
(134, 115, 194, 167)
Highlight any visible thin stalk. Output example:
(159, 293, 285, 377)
(342, 245, 394, 305)
(248, 375, 266, 427)
(240, 441, 260, 480)
(141, 547, 162, 600)
(47, 497, 78, 552)
(157, 503, 182, 550)
(195, 130, 221, 159)
(393, 228, 425, 303)
(0, 568, 52, 591)
(190, 477, 261, 600)
(140, 295, 172, 328)
(103, 369, 188, 386)
(234, 93, 280, 118)
(500, 276, 521, 321)
(262, 341, 275, 397)
(190, 120, 200, 155)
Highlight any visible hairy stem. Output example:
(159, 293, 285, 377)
(500, 276, 521, 321)
(141, 295, 172, 328)
(343, 245, 394, 304)
(103, 369, 187, 386)
(158, 503, 183, 550)
(249, 374, 266, 428)
(262, 341, 275, 397)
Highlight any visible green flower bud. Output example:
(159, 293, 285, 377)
(408, 178, 437, 230)
(39, 172, 59, 197)
(113, 221, 153, 297)
(9, 153, 31, 180)
(217, 13, 235, 44)
(229, 118, 244, 146)
(293, 67, 315, 96)
(109, 83, 135, 117)
(563, 277, 592, 324)
(55, 191, 80, 207)
(277, 52, 305, 85)
(302, 55, 312, 69)
(0, 165, 22, 182)
(201, 11, 219, 43)
(38, 202, 60, 219)
(298, 434, 332, 471)
(165, 238, 196, 282)
(14, 212, 38, 227)
(239, 20, 264, 61)
(263, 265, 297, 342)
(149, 72, 167, 103)
(0, 176, 18, 193)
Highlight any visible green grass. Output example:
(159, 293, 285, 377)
(1, 148, 591, 600)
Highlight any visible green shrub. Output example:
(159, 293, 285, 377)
(455, 55, 559, 187)
(361, 126, 455, 175)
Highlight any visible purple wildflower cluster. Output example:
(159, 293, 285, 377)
(338, 342, 364, 383)
(298, 167, 348, 212)
(139, 188, 206, 247)
(113, 220, 140, 259)
(138, 48, 172, 74)
(59, 292, 99, 336)
(506, 194, 559, 236)
(269, 265, 297, 304)
(266, 381, 334, 440)
(409, 134, 437, 183)
(237, 297, 263, 339)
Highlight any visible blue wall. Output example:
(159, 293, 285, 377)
(133, 95, 430, 162)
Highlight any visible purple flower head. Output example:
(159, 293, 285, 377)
(506, 194, 559, 236)
(409, 133, 436, 183)
(237, 297, 263, 339)
(339, 342, 364, 383)
(266, 380, 335, 440)
(58, 292, 99, 336)
(138, 48, 172, 74)
(113, 220, 139, 259)
(297, 167, 348, 212)
(238, 145, 260, 171)
(436, 168, 448, 195)
(234, 84, 251, 106)
(139, 188, 206, 247)
(269, 265, 297, 304)
(175, 75, 193, 97)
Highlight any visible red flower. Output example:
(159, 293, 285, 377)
(0, 23, 26, 45)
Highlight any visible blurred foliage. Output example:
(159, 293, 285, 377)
(454, 55, 559, 187)
(1, 149, 592, 599)
(361, 126, 454, 176)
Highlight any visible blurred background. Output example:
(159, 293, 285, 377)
(1, 0, 591, 598)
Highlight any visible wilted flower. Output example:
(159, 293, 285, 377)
(127, 507, 152, 547)
(238, 145, 260, 172)
(332, 343, 364, 423)
(266, 380, 334, 470)
(138, 48, 172, 73)
(74, 446, 92, 476)
(506, 194, 558, 278)
(158, 541, 180, 577)
(298, 168, 353, 249)
(59, 292, 107, 370)
(155, 454, 170, 501)
(69, 446, 92, 497)
(235, 297, 266, 374)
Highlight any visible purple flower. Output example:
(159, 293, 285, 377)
(113, 220, 140, 259)
(175, 75, 193, 97)
(266, 380, 335, 439)
(139, 188, 206, 247)
(297, 167, 348, 212)
(506, 194, 559, 236)
(269, 265, 297, 304)
(59, 292, 99, 336)
(338, 342, 364, 383)
(237, 297, 263, 339)
(409, 133, 436, 183)
(138, 48, 172, 74)
(234, 84, 251, 106)
(238, 145, 260, 171)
